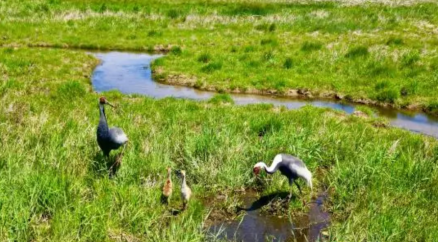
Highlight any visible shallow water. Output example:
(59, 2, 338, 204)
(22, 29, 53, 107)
(207, 191, 329, 242)
(91, 51, 438, 138)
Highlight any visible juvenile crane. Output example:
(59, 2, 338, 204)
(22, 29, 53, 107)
(180, 170, 192, 210)
(162, 167, 173, 205)
(97, 97, 128, 168)
(253, 154, 312, 199)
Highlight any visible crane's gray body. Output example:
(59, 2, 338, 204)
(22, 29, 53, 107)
(275, 154, 307, 184)
(97, 104, 128, 156)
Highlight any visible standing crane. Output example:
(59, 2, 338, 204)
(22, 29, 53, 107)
(97, 97, 128, 169)
(253, 153, 312, 199)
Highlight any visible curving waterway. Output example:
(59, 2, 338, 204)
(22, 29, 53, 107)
(91, 51, 438, 139)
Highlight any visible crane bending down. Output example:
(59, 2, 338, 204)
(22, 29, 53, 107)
(97, 97, 128, 169)
(253, 154, 312, 199)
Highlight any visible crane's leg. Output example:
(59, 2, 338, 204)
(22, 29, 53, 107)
(122, 141, 127, 154)
(288, 179, 294, 201)
(104, 152, 112, 169)
(109, 158, 118, 172)
(294, 180, 307, 206)
(294, 180, 302, 195)
(109, 143, 128, 172)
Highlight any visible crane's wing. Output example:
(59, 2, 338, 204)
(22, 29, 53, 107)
(109, 127, 128, 145)
(281, 154, 307, 169)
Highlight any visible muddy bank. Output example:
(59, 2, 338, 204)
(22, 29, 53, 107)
(204, 190, 330, 242)
(0, 43, 174, 54)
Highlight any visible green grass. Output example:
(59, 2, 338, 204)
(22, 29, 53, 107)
(1, 47, 438, 241)
(2, 0, 438, 241)
(208, 94, 234, 104)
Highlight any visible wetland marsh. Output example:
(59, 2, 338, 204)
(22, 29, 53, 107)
(1, 0, 438, 241)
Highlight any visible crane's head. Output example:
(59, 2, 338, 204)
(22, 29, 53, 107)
(253, 166, 261, 175)
(253, 162, 265, 176)
(99, 96, 114, 107)
(180, 170, 186, 177)
(166, 167, 172, 174)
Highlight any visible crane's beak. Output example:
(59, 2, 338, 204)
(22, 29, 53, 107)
(106, 101, 115, 108)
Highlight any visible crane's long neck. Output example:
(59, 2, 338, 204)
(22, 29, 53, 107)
(265, 162, 279, 174)
(99, 104, 109, 132)
(181, 175, 187, 189)
(258, 155, 283, 174)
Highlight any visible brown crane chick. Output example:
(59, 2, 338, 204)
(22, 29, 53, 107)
(161, 167, 173, 205)
(180, 170, 192, 210)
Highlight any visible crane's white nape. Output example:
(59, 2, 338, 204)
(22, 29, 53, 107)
(253, 162, 267, 169)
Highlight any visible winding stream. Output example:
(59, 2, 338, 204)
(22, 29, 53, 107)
(91, 51, 438, 139)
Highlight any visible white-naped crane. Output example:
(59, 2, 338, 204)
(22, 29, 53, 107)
(97, 97, 128, 169)
(253, 153, 312, 199)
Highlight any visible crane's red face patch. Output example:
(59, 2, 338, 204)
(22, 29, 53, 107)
(99, 97, 107, 104)
(253, 166, 261, 175)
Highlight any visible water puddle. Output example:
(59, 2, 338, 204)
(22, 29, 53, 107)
(205, 190, 329, 242)
(91, 51, 438, 138)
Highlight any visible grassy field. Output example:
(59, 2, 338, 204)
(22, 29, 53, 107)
(2, 0, 438, 113)
(1, 1, 438, 241)
(1, 47, 438, 241)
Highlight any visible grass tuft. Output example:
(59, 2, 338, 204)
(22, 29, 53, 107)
(386, 37, 404, 46)
(300, 41, 323, 52)
(345, 46, 369, 58)
(401, 51, 420, 67)
(200, 62, 222, 73)
(283, 57, 293, 69)
(167, 9, 181, 19)
(170, 46, 182, 55)
(260, 38, 278, 46)
(197, 53, 211, 63)
(147, 30, 162, 37)
(208, 94, 234, 104)
(262, 51, 275, 61)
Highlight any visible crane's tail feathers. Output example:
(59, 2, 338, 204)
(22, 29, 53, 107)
(303, 168, 313, 190)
